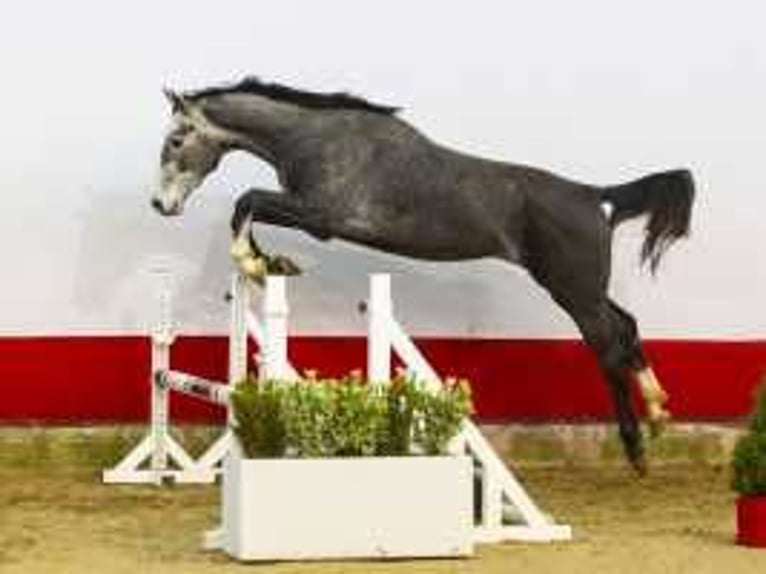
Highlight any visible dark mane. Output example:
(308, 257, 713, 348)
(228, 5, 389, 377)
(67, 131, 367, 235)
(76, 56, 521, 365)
(185, 77, 400, 115)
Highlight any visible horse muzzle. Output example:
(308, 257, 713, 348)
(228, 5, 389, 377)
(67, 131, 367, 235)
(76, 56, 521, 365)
(150, 196, 183, 216)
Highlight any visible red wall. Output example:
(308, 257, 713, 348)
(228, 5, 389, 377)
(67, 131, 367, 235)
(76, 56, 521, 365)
(1, 336, 764, 424)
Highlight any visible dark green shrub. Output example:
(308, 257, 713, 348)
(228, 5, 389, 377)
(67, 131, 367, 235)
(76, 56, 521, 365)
(230, 375, 288, 458)
(732, 382, 766, 496)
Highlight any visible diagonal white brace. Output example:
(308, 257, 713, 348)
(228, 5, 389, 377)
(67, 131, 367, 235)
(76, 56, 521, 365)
(366, 273, 572, 543)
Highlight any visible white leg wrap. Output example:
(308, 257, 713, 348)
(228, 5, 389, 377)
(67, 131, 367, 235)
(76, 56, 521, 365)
(637, 367, 668, 404)
(230, 216, 268, 280)
(635, 367, 671, 435)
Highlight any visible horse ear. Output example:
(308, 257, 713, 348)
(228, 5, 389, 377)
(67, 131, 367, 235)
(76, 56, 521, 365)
(163, 88, 190, 114)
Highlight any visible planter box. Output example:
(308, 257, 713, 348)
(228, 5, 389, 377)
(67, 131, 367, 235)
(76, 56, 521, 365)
(737, 495, 766, 547)
(222, 454, 474, 561)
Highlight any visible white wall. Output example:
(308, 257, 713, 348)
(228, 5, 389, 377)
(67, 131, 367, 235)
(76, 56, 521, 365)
(1, 0, 764, 339)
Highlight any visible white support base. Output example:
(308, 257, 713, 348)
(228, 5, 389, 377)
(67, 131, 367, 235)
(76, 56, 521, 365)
(102, 432, 220, 485)
(474, 525, 573, 544)
(193, 431, 233, 477)
(202, 526, 225, 551)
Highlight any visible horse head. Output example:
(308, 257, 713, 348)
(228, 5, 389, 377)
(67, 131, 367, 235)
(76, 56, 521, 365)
(151, 89, 230, 216)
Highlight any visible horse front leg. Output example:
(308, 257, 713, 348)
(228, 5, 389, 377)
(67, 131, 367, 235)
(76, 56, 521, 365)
(230, 188, 331, 281)
(230, 213, 271, 281)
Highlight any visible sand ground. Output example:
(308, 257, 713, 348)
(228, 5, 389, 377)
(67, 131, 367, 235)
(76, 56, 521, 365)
(2, 461, 765, 574)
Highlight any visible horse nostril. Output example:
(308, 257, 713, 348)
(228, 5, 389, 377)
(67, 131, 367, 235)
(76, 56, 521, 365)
(151, 198, 163, 212)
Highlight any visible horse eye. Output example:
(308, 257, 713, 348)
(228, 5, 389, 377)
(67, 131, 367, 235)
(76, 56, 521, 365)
(169, 136, 184, 149)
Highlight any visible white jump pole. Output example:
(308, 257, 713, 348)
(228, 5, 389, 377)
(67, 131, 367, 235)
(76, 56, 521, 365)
(229, 273, 250, 386)
(157, 371, 231, 405)
(203, 273, 296, 552)
(193, 272, 256, 479)
(260, 276, 292, 380)
(367, 274, 392, 384)
(150, 268, 173, 472)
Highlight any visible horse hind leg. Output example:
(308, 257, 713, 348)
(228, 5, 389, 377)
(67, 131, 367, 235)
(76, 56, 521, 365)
(608, 301, 671, 438)
(636, 369, 671, 438)
(568, 304, 648, 474)
(520, 243, 646, 470)
(637, 368, 671, 438)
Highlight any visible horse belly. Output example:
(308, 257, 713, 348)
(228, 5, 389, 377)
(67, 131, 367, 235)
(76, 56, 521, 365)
(336, 203, 507, 262)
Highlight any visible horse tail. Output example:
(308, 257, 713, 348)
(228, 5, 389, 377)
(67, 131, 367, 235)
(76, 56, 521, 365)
(601, 169, 695, 273)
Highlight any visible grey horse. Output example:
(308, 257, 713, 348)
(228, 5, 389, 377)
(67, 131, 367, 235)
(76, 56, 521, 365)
(151, 78, 695, 474)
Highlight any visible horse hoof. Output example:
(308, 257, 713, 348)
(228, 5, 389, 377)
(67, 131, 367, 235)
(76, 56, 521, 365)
(631, 454, 649, 477)
(239, 255, 267, 281)
(267, 255, 302, 276)
(648, 409, 672, 439)
(230, 236, 252, 261)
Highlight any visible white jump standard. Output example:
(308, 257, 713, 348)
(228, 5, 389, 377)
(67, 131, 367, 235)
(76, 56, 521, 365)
(102, 273, 292, 484)
(366, 274, 571, 543)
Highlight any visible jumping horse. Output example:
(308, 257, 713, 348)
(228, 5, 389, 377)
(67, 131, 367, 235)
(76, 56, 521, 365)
(150, 78, 695, 474)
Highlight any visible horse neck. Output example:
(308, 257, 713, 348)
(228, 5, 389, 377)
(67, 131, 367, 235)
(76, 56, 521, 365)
(199, 93, 306, 164)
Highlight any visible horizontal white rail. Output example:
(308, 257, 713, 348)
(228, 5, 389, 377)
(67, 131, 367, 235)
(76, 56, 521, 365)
(156, 371, 231, 406)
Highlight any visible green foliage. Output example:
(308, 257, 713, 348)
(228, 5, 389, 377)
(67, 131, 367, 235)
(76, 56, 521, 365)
(414, 377, 473, 455)
(324, 372, 385, 456)
(375, 373, 418, 456)
(230, 375, 288, 458)
(731, 382, 766, 495)
(229, 372, 473, 459)
(748, 382, 766, 435)
(282, 373, 331, 457)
